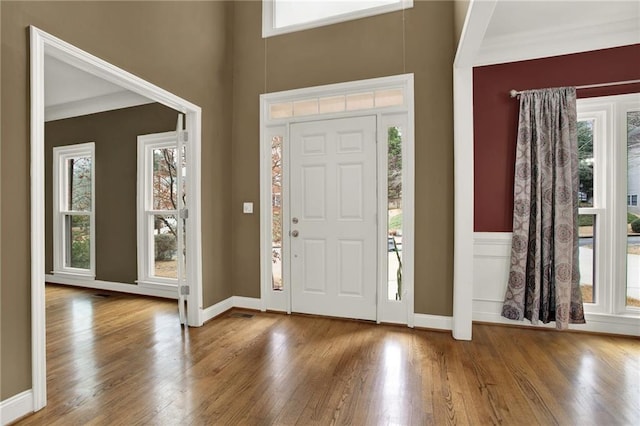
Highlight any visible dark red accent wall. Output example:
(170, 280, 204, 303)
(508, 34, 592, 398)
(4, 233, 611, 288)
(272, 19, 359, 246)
(473, 44, 640, 232)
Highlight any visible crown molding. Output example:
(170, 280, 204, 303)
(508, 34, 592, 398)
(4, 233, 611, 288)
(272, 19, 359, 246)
(475, 17, 639, 67)
(45, 90, 153, 122)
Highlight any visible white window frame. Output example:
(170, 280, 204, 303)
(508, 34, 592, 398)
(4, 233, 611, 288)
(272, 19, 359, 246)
(52, 142, 96, 279)
(137, 131, 180, 289)
(262, 0, 413, 38)
(578, 93, 640, 316)
(260, 73, 415, 326)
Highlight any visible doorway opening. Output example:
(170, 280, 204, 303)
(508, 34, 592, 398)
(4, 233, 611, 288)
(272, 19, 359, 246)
(259, 74, 415, 325)
(30, 26, 203, 410)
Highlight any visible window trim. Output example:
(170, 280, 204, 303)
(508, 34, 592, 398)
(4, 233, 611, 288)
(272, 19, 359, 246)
(262, 0, 413, 38)
(137, 131, 180, 288)
(577, 109, 608, 312)
(578, 93, 640, 316)
(52, 142, 96, 279)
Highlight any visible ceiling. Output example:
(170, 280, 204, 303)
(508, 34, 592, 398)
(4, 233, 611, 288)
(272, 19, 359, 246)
(485, 1, 638, 40)
(44, 54, 153, 121)
(476, 0, 640, 65)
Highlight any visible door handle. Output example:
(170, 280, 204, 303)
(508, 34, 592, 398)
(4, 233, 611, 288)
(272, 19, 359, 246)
(291, 230, 299, 237)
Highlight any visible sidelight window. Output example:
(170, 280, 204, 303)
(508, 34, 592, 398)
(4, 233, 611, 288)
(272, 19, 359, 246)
(387, 126, 403, 300)
(272, 134, 284, 290)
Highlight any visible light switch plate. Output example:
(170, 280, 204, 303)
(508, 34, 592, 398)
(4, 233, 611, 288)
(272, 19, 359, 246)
(243, 202, 253, 214)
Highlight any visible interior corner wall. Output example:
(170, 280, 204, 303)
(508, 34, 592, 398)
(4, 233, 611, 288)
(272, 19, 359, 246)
(45, 104, 177, 284)
(473, 44, 640, 232)
(231, 1, 456, 316)
(1, 0, 234, 401)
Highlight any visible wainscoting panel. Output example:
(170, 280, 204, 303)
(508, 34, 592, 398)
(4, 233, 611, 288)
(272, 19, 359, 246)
(472, 232, 639, 336)
(472, 232, 511, 319)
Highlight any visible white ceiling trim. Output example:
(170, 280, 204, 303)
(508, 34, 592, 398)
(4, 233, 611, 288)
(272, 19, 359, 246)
(475, 16, 639, 67)
(454, 0, 498, 68)
(45, 90, 153, 122)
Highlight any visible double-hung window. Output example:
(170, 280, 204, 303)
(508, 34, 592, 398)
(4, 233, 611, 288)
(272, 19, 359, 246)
(577, 93, 640, 315)
(53, 143, 95, 278)
(137, 132, 181, 287)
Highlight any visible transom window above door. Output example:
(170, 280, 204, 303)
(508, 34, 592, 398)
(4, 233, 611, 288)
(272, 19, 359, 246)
(267, 87, 406, 120)
(263, 0, 413, 37)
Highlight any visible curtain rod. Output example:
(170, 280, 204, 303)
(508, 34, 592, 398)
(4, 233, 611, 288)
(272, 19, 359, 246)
(509, 79, 640, 98)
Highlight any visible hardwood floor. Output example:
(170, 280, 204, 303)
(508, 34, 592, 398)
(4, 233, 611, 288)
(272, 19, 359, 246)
(15, 284, 640, 425)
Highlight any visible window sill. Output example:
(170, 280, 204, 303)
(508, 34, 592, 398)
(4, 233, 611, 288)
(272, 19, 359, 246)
(52, 271, 95, 281)
(585, 311, 640, 321)
(136, 280, 178, 291)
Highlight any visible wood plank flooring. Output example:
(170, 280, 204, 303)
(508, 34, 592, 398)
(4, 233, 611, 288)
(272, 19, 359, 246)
(15, 284, 640, 425)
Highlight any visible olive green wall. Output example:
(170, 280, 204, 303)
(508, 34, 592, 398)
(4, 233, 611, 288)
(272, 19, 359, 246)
(231, 1, 455, 315)
(45, 104, 177, 284)
(1, 1, 234, 400)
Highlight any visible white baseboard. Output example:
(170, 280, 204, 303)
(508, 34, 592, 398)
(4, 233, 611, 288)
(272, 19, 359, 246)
(202, 297, 234, 323)
(1, 390, 33, 425)
(413, 313, 453, 331)
(45, 274, 178, 299)
(233, 296, 262, 310)
(473, 310, 640, 337)
(201, 296, 263, 323)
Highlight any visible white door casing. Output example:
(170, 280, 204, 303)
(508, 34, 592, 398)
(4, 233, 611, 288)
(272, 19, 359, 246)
(175, 115, 188, 324)
(290, 116, 378, 320)
(30, 26, 204, 411)
(260, 74, 414, 326)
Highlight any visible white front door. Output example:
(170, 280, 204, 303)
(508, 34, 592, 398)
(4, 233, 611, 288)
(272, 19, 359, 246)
(290, 116, 378, 321)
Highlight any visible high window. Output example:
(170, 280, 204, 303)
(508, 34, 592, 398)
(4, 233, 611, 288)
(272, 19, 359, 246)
(577, 93, 640, 314)
(53, 143, 95, 277)
(263, 0, 413, 37)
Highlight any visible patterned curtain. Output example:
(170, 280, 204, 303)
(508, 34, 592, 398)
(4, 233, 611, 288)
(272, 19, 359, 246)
(502, 87, 585, 330)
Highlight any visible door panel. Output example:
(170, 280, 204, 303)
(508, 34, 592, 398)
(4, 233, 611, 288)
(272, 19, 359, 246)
(290, 116, 377, 321)
(303, 239, 326, 293)
(338, 164, 364, 219)
(338, 240, 364, 296)
(302, 166, 326, 219)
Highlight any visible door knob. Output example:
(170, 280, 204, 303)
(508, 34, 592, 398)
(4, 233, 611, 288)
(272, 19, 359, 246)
(291, 230, 299, 237)
(292, 217, 299, 224)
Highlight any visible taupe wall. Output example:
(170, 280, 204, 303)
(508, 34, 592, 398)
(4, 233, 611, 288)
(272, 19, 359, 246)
(1, 1, 234, 400)
(231, 1, 455, 315)
(1, 0, 457, 403)
(45, 104, 177, 284)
